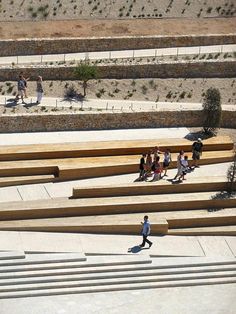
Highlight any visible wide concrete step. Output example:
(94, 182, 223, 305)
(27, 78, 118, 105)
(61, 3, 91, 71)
(0, 208, 235, 234)
(0, 277, 235, 299)
(1, 269, 236, 293)
(0, 192, 235, 220)
(1, 264, 235, 286)
(0, 256, 234, 279)
(168, 225, 236, 235)
(72, 176, 232, 198)
(0, 136, 232, 161)
(0, 174, 55, 187)
(0, 251, 25, 260)
(0, 253, 86, 266)
(0, 255, 152, 274)
(0, 150, 233, 179)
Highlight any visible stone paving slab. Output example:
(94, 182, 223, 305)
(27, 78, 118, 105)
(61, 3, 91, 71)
(17, 185, 50, 201)
(197, 236, 235, 258)
(0, 186, 21, 203)
(225, 237, 236, 257)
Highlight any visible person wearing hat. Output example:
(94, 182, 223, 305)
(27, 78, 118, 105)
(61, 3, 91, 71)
(192, 138, 203, 168)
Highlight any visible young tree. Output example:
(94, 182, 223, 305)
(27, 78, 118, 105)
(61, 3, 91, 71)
(227, 147, 236, 195)
(202, 87, 222, 135)
(74, 63, 98, 97)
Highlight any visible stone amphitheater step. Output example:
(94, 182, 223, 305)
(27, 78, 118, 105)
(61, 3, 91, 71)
(0, 174, 55, 187)
(0, 208, 235, 234)
(0, 274, 235, 299)
(0, 150, 233, 179)
(0, 255, 152, 275)
(1, 270, 236, 293)
(0, 191, 235, 220)
(0, 253, 86, 266)
(72, 176, 232, 198)
(0, 256, 235, 298)
(0, 251, 25, 260)
(0, 136, 232, 161)
(168, 225, 236, 236)
(1, 263, 235, 286)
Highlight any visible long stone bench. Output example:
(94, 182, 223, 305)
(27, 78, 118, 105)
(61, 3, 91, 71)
(0, 136, 233, 161)
(0, 192, 235, 220)
(72, 176, 233, 198)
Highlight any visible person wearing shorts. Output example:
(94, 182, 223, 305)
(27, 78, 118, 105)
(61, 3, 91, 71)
(192, 138, 203, 168)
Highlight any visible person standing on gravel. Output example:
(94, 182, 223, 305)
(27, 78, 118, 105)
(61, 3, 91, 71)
(139, 215, 153, 248)
(15, 75, 26, 103)
(36, 76, 43, 104)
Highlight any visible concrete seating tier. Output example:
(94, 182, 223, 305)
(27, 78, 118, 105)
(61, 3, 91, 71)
(168, 226, 236, 235)
(0, 136, 232, 161)
(0, 150, 233, 182)
(72, 176, 232, 198)
(0, 254, 235, 299)
(0, 174, 55, 187)
(0, 191, 235, 219)
(0, 208, 234, 234)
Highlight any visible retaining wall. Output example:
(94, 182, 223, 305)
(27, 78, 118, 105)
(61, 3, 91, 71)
(0, 34, 236, 56)
(0, 109, 235, 133)
(0, 61, 235, 81)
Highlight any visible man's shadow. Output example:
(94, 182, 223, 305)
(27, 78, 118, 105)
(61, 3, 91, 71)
(127, 245, 149, 253)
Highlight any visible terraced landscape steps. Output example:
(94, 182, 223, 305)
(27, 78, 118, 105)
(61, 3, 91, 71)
(0, 136, 232, 161)
(0, 253, 234, 299)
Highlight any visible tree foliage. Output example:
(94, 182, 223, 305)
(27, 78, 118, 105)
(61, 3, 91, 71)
(202, 87, 222, 135)
(74, 63, 98, 97)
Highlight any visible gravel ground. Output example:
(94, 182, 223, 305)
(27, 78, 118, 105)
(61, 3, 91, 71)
(0, 78, 235, 115)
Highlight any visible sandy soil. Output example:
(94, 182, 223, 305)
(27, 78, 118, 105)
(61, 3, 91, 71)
(0, 0, 235, 22)
(0, 17, 235, 39)
(0, 78, 235, 115)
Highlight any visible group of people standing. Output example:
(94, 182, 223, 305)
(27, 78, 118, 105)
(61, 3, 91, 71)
(15, 74, 44, 105)
(139, 138, 203, 182)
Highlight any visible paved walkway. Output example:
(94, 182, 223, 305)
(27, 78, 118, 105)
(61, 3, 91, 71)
(0, 44, 235, 66)
(0, 96, 235, 113)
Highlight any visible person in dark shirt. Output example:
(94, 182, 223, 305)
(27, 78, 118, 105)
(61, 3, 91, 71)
(139, 153, 146, 181)
(192, 138, 203, 168)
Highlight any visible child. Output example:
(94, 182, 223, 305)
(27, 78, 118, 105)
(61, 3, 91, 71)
(152, 156, 162, 181)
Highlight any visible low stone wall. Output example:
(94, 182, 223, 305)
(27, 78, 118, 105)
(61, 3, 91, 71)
(1, 34, 235, 57)
(0, 109, 235, 133)
(0, 60, 235, 81)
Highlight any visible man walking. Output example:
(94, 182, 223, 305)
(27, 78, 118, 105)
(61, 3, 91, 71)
(139, 215, 153, 248)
